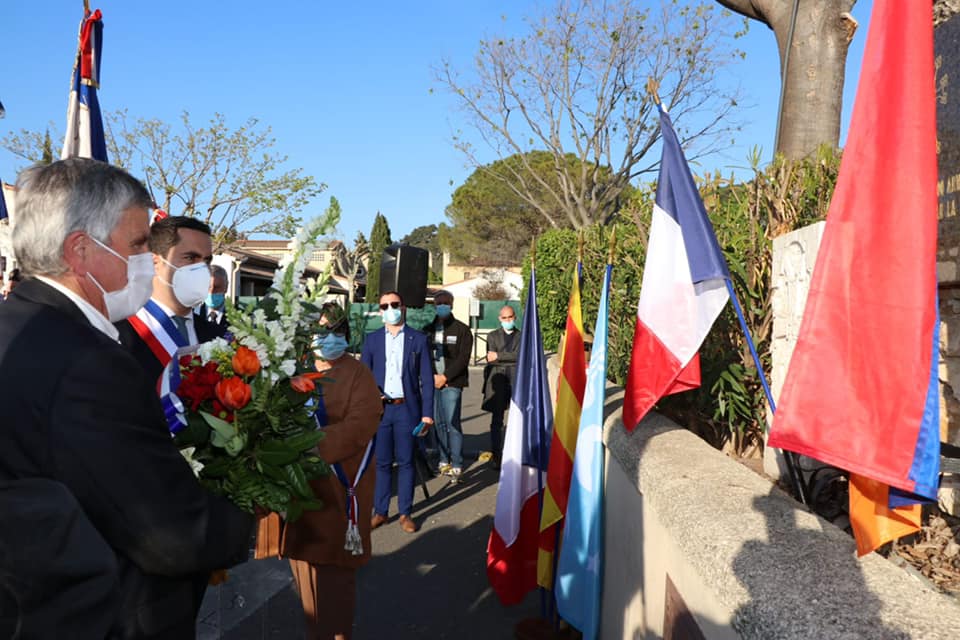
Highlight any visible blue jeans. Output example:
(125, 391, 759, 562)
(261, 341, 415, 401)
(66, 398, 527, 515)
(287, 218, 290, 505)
(434, 386, 463, 468)
(374, 403, 416, 517)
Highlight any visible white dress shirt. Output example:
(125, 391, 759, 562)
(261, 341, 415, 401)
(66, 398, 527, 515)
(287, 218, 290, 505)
(383, 325, 405, 399)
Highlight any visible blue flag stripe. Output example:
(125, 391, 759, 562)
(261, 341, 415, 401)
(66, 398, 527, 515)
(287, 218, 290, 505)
(656, 108, 729, 284)
(515, 267, 553, 471)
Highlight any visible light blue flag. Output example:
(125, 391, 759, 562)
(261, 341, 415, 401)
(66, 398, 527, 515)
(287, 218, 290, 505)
(555, 263, 611, 639)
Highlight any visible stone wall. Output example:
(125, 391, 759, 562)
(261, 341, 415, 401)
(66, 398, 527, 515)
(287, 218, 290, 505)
(603, 406, 960, 638)
(938, 15, 960, 447)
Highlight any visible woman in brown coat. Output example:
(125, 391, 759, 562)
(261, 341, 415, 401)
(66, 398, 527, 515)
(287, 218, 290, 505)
(256, 303, 382, 639)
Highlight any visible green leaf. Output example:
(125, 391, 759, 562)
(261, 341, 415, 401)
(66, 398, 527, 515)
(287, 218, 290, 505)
(282, 429, 324, 453)
(284, 463, 314, 499)
(201, 411, 237, 440)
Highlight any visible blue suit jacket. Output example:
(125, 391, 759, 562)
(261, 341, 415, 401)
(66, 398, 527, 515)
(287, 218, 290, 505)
(360, 326, 434, 426)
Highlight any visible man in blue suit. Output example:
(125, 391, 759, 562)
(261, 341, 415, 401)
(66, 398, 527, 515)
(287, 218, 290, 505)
(361, 290, 434, 533)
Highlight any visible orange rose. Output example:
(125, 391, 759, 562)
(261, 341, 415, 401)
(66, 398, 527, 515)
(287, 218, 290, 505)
(232, 346, 261, 377)
(215, 377, 252, 410)
(289, 375, 315, 394)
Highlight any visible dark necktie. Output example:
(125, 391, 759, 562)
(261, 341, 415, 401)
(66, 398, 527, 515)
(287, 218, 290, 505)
(172, 315, 188, 341)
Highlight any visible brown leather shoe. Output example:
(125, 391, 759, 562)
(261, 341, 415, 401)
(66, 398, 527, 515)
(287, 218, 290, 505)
(371, 513, 388, 530)
(398, 514, 418, 533)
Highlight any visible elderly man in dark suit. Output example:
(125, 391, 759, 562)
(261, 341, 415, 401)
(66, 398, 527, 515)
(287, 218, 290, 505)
(361, 290, 434, 533)
(0, 479, 119, 638)
(0, 158, 252, 639)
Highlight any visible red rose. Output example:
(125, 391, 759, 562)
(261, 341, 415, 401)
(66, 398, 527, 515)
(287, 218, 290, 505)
(289, 375, 315, 393)
(232, 346, 261, 377)
(215, 377, 252, 410)
(177, 361, 223, 410)
(194, 361, 222, 386)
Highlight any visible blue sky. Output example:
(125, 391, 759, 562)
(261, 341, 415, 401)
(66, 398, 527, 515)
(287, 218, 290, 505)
(1, 0, 873, 244)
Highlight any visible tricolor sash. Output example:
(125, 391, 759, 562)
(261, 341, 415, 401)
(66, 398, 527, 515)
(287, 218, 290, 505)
(314, 392, 375, 556)
(127, 299, 191, 434)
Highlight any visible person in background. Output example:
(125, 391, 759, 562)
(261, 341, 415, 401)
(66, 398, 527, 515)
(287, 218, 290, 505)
(1, 268, 22, 300)
(257, 302, 381, 640)
(198, 264, 229, 331)
(424, 290, 473, 484)
(361, 290, 434, 533)
(0, 158, 252, 638)
(481, 304, 520, 470)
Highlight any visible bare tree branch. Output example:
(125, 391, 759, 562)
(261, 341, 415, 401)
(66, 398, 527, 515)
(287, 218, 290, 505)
(437, 0, 745, 229)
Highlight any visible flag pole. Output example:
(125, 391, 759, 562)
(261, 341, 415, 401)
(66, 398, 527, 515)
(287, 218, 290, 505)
(529, 237, 550, 621)
(645, 78, 808, 506)
(724, 282, 808, 505)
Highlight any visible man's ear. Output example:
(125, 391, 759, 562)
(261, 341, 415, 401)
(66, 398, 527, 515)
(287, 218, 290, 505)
(62, 231, 90, 275)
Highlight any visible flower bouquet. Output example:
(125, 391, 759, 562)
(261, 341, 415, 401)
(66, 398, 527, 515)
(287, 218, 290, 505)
(173, 204, 340, 522)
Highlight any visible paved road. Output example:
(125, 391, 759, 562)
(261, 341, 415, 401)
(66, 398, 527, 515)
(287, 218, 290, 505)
(197, 366, 540, 639)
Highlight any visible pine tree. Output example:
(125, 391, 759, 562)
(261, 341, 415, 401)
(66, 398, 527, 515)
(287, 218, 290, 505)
(41, 130, 54, 165)
(366, 212, 392, 301)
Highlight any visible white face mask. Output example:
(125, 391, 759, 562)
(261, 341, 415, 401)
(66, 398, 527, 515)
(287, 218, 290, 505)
(86, 238, 155, 322)
(160, 257, 210, 308)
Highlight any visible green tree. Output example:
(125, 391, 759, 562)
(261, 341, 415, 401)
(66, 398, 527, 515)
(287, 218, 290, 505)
(436, 0, 745, 229)
(41, 130, 54, 165)
(400, 224, 442, 282)
(441, 151, 633, 265)
(2, 110, 324, 249)
(366, 213, 392, 301)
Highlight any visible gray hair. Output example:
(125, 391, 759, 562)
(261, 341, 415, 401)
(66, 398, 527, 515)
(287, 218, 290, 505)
(210, 264, 228, 284)
(12, 158, 153, 277)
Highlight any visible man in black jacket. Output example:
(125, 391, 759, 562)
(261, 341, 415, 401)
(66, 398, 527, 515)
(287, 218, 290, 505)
(482, 305, 521, 470)
(0, 159, 252, 639)
(425, 290, 473, 483)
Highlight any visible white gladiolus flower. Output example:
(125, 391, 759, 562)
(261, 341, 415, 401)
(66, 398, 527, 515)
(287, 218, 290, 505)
(198, 338, 231, 364)
(180, 447, 204, 477)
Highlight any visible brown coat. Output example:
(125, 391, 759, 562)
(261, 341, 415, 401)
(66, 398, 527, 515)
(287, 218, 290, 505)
(255, 355, 382, 568)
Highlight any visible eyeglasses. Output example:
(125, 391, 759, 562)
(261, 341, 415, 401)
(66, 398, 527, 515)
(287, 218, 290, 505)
(379, 301, 402, 310)
(316, 327, 347, 338)
(499, 316, 515, 321)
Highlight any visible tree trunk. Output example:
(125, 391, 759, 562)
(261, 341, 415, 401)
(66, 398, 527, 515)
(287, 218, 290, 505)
(718, 0, 857, 160)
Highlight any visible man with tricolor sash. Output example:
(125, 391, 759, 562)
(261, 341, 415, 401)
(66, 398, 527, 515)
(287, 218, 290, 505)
(117, 216, 226, 434)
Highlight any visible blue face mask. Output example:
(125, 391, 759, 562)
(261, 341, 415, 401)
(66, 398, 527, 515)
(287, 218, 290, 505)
(315, 334, 349, 361)
(501, 320, 516, 331)
(205, 292, 226, 309)
(383, 307, 403, 326)
(435, 304, 452, 318)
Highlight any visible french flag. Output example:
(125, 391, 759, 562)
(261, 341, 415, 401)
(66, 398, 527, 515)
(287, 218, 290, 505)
(61, 8, 108, 162)
(487, 266, 553, 606)
(622, 107, 729, 432)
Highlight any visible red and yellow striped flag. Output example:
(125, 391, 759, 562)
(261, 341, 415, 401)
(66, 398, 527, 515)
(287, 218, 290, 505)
(537, 265, 587, 588)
